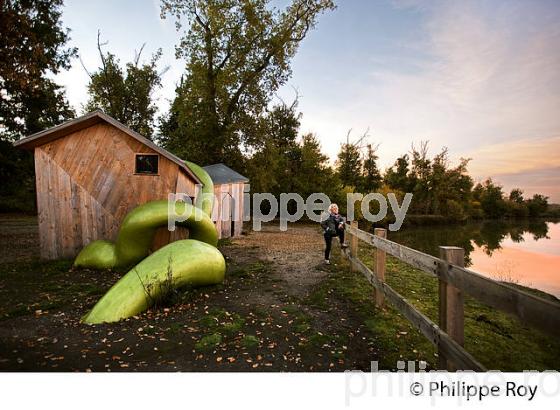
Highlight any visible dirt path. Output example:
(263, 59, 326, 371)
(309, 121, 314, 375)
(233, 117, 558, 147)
(229, 224, 329, 296)
(0, 218, 384, 372)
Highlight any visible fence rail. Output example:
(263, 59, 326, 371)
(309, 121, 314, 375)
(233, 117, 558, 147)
(343, 222, 560, 371)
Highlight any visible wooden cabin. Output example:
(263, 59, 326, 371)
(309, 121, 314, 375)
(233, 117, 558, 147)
(203, 163, 249, 239)
(14, 110, 247, 259)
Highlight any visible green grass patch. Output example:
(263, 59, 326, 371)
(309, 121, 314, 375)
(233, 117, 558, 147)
(0, 258, 112, 319)
(294, 319, 311, 334)
(218, 238, 233, 247)
(64, 283, 106, 296)
(222, 317, 245, 335)
(227, 261, 271, 279)
(241, 334, 260, 349)
(328, 243, 560, 371)
(3, 305, 30, 319)
(197, 307, 246, 337)
(282, 304, 300, 315)
(303, 286, 329, 309)
(195, 333, 223, 352)
(167, 322, 182, 334)
(308, 332, 331, 347)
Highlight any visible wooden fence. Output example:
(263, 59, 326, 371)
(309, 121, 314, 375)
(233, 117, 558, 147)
(344, 221, 560, 371)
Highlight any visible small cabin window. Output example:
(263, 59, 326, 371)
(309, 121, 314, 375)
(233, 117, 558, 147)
(135, 154, 159, 175)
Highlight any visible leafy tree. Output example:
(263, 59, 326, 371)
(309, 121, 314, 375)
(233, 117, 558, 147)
(479, 178, 507, 218)
(504, 188, 528, 218)
(509, 188, 524, 204)
(296, 133, 338, 198)
(504, 199, 529, 218)
(384, 154, 411, 193)
(0, 140, 36, 212)
(264, 99, 302, 151)
(1, 0, 76, 141)
(244, 99, 301, 195)
(159, 0, 335, 165)
(336, 143, 362, 189)
(409, 141, 431, 214)
(84, 32, 166, 138)
(444, 158, 473, 216)
(384, 144, 474, 218)
(1, 0, 75, 213)
(245, 100, 341, 215)
(429, 148, 473, 217)
(526, 194, 548, 217)
(335, 130, 365, 189)
(361, 143, 382, 192)
(472, 183, 484, 202)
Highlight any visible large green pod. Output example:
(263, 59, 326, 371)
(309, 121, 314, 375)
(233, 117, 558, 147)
(74, 200, 218, 269)
(82, 240, 226, 324)
(185, 160, 214, 217)
(75, 160, 225, 323)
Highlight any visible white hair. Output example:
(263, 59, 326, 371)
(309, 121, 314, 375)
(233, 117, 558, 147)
(329, 203, 338, 212)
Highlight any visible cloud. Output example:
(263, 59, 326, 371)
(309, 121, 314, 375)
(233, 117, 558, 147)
(466, 136, 560, 177)
(464, 136, 560, 201)
(286, 0, 560, 201)
(465, 136, 560, 202)
(423, 0, 560, 140)
(492, 167, 560, 203)
(366, 0, 560, 148)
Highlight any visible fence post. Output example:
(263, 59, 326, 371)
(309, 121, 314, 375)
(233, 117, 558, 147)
(374, 228, 387, 307)
(349, 220, 358, 271)
(438, 246, 465, 371)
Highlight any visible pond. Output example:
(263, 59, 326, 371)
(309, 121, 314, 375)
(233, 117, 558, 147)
(388, 220, 560, 298)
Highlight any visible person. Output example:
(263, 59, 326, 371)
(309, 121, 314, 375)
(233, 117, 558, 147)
(320, 203, 348, 264)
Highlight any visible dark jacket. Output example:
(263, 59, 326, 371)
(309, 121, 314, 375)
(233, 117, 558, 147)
(321, 213, 345, 236)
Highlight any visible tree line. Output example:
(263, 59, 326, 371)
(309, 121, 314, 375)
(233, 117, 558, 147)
(0, 0, 556, 222)
(334, 138, 553, 222)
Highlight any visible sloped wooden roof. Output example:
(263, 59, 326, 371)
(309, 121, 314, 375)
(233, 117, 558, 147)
(13, 110, 202, 184)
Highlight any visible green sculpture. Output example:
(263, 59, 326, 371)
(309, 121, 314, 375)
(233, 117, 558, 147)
(75, 161, 226, 324)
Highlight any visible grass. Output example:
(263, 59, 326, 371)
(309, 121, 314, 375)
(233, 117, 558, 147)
(63, 283, 106, 296)
(193, 307, 249, 352)
(222, 317, 245, 335)
(307, 253, 438, 369)
(293, 316, 312, 334)
(240, 335, 260, 348)
(0, 258, 113, 320)
(192, 306, 253, 352)
(217, 238, 233, 247)
(227, 261, 270, 278)
(313, 242, 560, 371)
(195, 333, 223, 352)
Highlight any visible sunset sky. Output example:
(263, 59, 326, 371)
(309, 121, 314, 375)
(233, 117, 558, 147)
(57, 0, 560, 201)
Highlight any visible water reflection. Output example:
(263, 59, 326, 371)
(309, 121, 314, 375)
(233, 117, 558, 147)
(389, 220, 560, 297)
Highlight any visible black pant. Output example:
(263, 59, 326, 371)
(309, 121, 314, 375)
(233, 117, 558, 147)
(324, 229, 345, 260)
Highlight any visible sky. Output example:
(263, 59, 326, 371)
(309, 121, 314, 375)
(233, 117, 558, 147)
(57, 0, 560, 202)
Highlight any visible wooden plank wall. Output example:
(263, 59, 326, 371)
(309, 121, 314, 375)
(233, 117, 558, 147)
(211, 182, 245, 239)
(34, 123, 198, 259)
(221, 186, 232, 238)
(232, 183, 245, 237)
(211, 184, 222, 239)
(35, 148, 119, 259)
